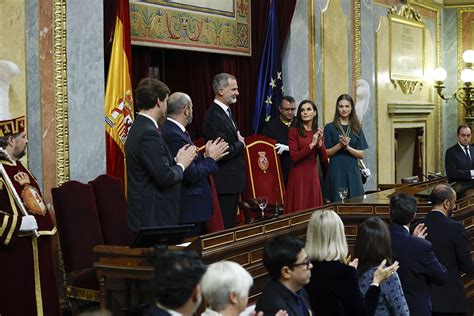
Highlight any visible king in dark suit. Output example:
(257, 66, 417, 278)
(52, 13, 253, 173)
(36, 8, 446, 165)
(445, 124, 474, 194)
(161, 92, 229, 236)
(389, 193, 448, 316)
(422, 184, 472, 315)
(125, 79, 196, 232)
(202, 73, 246, 229)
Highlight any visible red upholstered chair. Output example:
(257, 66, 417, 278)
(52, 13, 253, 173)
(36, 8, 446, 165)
(52, 181, 102, 308)
(241, 135, 285, 223)
(89, 174, 134, 245)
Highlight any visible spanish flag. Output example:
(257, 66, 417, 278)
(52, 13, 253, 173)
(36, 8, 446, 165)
(104, 0, 134, 184)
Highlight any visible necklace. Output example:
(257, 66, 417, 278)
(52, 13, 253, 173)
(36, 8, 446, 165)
(339, 124, 351, 138)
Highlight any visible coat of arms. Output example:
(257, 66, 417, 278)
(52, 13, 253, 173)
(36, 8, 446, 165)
(257, 151, 269, 173)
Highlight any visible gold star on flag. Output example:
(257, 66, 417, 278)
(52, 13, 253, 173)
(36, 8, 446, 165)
(277, 72, 282, 80)
(265, 96, 272, 105)
(269, 78, 276, 89)
(281, 84, 285, 94)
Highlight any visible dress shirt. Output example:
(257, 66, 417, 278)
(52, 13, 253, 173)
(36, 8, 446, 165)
(458, 142, 474, 179)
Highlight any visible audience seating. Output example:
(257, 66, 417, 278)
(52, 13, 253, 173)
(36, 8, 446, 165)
(52, 180, 102, 312)
(89, 174, 134, 245)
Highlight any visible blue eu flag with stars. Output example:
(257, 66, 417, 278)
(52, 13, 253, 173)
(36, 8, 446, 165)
(252, 0, 284, 134)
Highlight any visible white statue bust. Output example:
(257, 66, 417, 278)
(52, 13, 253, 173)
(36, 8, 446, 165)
(0, 60, 21, 120)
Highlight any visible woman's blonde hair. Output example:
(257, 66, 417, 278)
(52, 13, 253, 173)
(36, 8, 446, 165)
(305, 209, 348, 261)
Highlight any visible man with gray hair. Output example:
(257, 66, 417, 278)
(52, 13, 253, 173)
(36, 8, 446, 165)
(161, 92, 229, 235)
(202, 73, 246, 229)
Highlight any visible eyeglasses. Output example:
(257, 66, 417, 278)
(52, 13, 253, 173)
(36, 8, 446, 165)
(291, 258, 311, 269)
(281, 107, 296, 112)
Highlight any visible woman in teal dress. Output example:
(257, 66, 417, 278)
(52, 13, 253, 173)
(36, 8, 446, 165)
(324, 94, 368, 202)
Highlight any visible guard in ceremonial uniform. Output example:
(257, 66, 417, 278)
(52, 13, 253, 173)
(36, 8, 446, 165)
(0, 116, 60, 316)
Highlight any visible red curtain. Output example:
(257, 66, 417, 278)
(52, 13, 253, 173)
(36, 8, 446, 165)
(413, 128, 424, 181)
(108, 0, 297, 138)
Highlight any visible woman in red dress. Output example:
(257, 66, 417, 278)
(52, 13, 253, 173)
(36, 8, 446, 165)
(284, 100, 328, 213)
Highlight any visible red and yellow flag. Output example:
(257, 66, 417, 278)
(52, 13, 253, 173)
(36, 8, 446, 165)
(105, 0, 134, 183)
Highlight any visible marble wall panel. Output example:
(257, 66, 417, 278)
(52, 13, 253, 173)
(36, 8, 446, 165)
(282, 0, 309, 104)
(66, 0, 106, 182)
(441, 8, 458, 167)
(26, 0, 43, 188)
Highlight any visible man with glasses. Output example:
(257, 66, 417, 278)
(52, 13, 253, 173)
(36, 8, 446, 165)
(256, 235, 313, 316)
(261, 96, 296, 184)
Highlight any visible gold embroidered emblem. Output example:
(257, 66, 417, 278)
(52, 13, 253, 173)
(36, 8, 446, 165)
(257, 151, 269, 173)
(13, 172, 46, 216)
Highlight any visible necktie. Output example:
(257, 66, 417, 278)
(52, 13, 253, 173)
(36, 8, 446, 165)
(184, 130, 192, 143)
(227, 108, 233, 121)
(464, 145, 471, 162)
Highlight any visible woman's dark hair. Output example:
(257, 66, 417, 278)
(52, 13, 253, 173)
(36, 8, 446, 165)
(354, 216, 392, 275)
(295, 100, 318, 137)
(333, 94, 361, 134)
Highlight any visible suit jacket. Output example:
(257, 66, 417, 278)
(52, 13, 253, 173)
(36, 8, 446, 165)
(261, 117, 294, 183)
(389, 223, 448, 316)
(256, 279, 312, 316)
(202, 102, 245, 194)
(125, 114, 184, 232)
(423, 211, 473, 313)
(445, 143, 474, 186)
(146, 304, 171, 316)
(161, 119, 218, 223)
(305, 260, 380, 316)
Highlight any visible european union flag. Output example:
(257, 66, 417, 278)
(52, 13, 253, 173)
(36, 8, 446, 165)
(252, 0, 284, 134)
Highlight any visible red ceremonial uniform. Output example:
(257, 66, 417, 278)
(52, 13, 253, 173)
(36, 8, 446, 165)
(0, 158, 60, 316)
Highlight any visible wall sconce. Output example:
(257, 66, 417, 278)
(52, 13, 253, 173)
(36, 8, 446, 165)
(434, 50, 474, 125)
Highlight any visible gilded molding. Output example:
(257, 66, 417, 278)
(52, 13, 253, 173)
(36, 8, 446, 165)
(53, 0, 69, 185)
(353, 0, 361, 92)
(457, 9, 474, 124)
(388, 4, 424, 95)
(308, 0, 316, 101)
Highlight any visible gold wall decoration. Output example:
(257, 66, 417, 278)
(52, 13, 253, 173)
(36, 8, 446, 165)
(352, 0, 362, 86)
(130, 0, 251, 56)
(308, 0, 316, 101)
(388, 5, 425, 94)
(53, 0, 69, 185)
(457, 8, 474, 124)
(322, 0, 349, 123)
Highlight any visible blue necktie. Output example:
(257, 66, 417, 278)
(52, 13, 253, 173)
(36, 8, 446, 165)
(464, 146, 471, 164)
(227, 108, 233, 121)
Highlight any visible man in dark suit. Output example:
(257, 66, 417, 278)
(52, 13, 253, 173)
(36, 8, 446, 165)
(423, 184, 472, 315)
(261, 96, 296, 184)
(256, 235, 313, 316)
(202, 73, 246, 229)
(445, 124, 474, 195)
(125, 78, 196, 232)
(161, 92, 229, 236)
(147, 250, 206, 316)
(389, 193, 448, 316)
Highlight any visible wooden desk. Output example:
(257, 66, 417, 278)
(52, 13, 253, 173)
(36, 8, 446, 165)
(94, 178, 474, 315)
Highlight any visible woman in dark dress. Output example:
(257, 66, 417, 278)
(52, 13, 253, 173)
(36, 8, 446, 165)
(355, 217, 408, 316)
(284, 100, 328, 214)
(324, 94, 368, 202)
(305, 209, 399, 315)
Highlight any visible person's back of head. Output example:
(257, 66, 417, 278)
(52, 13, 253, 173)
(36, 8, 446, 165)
(389, 193, 417, 225)
(305, 209, 348, 261)
(354, 216, 392, 274)
(152, 250, 206, 311)
(201, 261, 253, 313)
(135, 78, 170, 111)
(430, 184, 455, 206)
(263, 235, 305, 281)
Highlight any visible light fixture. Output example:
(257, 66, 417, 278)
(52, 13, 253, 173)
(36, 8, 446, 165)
(434, 50, 474, 126)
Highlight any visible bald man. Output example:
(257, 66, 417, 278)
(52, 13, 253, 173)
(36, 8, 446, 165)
(161, 92, 229, 235)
